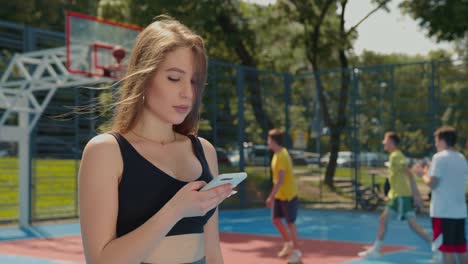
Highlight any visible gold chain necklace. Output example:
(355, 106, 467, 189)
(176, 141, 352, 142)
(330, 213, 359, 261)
(130, 130, 177, 145)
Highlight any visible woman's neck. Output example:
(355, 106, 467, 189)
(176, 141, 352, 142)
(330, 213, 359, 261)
(132, 111, 176, 143)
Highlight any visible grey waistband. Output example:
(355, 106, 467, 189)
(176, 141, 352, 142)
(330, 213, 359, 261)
(142, 257, 206, 264)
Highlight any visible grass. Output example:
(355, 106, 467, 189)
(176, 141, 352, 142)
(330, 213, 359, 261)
(0, 157, 79, 222)
(0, 158, 273, 221)
(1, 158, 461, 222)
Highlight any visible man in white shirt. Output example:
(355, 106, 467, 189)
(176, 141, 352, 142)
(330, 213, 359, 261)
(420, 126, 468, 264)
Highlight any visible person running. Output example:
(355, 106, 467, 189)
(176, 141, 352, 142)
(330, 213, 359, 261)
(358, 131, 432, 259)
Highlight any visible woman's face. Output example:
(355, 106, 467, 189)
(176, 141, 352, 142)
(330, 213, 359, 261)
(144, 47, 196, 125)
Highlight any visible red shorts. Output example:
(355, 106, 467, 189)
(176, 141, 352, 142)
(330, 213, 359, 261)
(432, 218, 467, 253)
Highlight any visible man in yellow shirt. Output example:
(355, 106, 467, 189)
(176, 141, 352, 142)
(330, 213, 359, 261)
(266, 129, 301, 263)
(358, 131, 432, 259)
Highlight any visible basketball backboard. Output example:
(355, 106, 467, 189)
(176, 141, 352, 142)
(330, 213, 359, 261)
(65, 11, 141, 79)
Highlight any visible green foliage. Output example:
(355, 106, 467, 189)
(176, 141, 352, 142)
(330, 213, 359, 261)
(115, 0, 253, 64)
(97, 0, 131, 21)
(3, 0, 465, 182)
(399, 0, 468, 42)
(278, 0, 345, 69)
(0, 0, 92, 31)
(351, 51, 468, 157)
(352, 50, 428, 66)
(240, 3, 307, 72)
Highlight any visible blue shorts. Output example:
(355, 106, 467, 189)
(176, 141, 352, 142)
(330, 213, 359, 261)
(272, 196, 299, 223)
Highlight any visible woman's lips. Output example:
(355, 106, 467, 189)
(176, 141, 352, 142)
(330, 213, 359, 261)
(174, 105, 190, 113)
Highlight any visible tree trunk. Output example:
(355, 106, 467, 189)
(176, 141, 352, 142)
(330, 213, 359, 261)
(324, 126, 341, 187)
(247, 74, 274, 134)
(291, 0, 387, 188)
(323, 0, 351, 188)
(217, 13, 274, 136)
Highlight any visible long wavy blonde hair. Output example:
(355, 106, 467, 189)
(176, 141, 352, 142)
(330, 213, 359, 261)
(110, 16, 207, 135)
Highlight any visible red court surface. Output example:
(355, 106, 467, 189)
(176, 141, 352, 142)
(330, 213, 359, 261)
(0, 233, 410, 264)
(220, 233, 409, 264)
(0, 235, 84, 262)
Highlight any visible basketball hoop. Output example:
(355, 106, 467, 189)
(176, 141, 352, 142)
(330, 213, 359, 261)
(112, 46, 126, 64)
(102, 46, 127, 79)
(65, 11, 141, 79)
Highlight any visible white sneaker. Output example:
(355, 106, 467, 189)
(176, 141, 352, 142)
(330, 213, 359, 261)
(428, 250, 442, 264)
(358, 247, 381, 258)
(287, 249, 302, 263)
(278, 242, 294, 258)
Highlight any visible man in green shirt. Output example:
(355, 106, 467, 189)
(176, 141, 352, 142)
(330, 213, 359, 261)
(358, 132, 432, 259)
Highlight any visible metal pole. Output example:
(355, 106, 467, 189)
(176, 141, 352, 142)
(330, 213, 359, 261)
(390, 66, 395, 131)
(74, 88, 80, 217)
(18, 96, 31, 227)
(284, 73, 291, 148)
(236, 65, 246, 208)
(428, 61, 437, 149)
(352, 68, 360, 210)
(88, 0, 94, 16)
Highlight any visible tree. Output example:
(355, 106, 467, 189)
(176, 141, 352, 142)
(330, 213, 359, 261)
(399, 0, 468, 42)
(114, 0, 276, 136)
(98, 0, 312, 146)
(280, 0, 391, 187)
(400, 0, 468, 59)
(0, 0, 92, 31)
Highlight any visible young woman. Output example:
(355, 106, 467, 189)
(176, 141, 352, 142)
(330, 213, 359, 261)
(79, 16, 233, 264)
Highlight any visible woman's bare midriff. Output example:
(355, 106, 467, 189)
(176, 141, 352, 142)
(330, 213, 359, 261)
(142, 233, 204, 263)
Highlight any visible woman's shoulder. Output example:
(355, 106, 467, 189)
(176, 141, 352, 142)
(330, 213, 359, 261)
(83, 133, 121, 156)
(194, 136, 215, 152)
(80, 133, 123, 187)
(191, 136, 216, 161)
(193, 136, 218, 174)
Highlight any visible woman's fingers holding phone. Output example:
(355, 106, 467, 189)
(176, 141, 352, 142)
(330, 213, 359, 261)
(189, 184, 232, 215)
(187, 181, 208, 191)
(201, 183, 232, 199)
(203, 185, 234, 209)
(167, 181, 230, 218)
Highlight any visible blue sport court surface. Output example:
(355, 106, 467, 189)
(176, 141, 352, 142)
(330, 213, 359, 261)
(0, 208, 458, 263)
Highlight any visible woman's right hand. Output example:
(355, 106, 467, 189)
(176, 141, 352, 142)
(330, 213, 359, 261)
(167, 181, 233, 219)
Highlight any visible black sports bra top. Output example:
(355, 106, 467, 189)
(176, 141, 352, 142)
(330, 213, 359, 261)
(109, 132, 216, 238)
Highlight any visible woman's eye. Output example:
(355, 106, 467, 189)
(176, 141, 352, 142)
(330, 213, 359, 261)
(168, 76, 180, 82)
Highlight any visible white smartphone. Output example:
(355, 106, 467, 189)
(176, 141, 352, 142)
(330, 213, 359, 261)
(200, 172, 247, 191)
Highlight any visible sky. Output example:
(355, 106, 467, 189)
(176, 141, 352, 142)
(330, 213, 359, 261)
(244, 0, 453, 56)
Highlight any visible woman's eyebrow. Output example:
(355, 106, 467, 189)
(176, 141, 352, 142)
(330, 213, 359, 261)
(165, 67, 186, 74)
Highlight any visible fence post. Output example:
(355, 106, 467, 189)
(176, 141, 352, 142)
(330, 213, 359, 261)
(428, 61, 438, 148)
(74, 88, 80, 217)
(209, 63, 218, 146)
(390, 66, 395, 131)
(351, 68, 360, 210)
(236, 65, 246, 208)
(284, 73, 291, 148)
(18, 96, 32, 227)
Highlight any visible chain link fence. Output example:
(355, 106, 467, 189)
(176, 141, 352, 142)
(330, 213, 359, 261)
(0, 19, 467, 222)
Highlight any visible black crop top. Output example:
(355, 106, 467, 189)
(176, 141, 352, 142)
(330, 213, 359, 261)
(109, 133, 216, 238)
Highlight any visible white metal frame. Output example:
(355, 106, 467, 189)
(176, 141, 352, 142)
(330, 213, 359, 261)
(0, 46, 113, 227)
